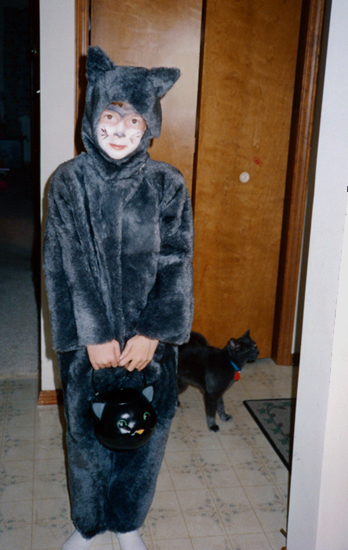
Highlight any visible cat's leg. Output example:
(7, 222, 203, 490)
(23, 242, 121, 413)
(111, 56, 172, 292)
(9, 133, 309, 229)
(177, 377, 189, 406)
(204, 393, 220, 431)
(177, 377, 189, 395)
(217, 397, 232, 422)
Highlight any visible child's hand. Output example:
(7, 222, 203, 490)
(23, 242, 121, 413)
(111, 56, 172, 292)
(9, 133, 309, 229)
(118, 335, 159, 371)
(87, 339, 121, 370)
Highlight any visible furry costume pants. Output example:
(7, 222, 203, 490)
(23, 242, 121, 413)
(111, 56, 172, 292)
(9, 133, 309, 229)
(58, 343, 177, 538)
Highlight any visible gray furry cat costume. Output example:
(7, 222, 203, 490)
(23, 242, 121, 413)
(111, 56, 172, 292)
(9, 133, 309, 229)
(43, 46, 194, 542)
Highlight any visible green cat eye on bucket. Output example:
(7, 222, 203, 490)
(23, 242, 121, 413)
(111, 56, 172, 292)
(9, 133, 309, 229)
(90, 370, 157, 452)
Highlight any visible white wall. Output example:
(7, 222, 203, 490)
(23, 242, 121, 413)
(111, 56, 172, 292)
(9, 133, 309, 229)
(40, 0, 75, 390)
(287, 0, 348, 547)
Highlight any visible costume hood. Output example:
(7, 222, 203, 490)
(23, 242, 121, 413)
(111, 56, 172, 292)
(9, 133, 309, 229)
(82, 46, 180, 162)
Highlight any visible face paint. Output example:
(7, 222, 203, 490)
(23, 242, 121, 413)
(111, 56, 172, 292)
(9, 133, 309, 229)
(97, 104, 147, 160)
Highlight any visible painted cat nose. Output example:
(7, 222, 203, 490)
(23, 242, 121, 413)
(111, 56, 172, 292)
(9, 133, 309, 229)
(113, 122, 126, 138)
(136, 429, 145, 435)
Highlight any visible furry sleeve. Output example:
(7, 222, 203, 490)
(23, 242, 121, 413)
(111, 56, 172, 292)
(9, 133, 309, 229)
(43, 168, 115, 352)
(135, 174, 194, 345)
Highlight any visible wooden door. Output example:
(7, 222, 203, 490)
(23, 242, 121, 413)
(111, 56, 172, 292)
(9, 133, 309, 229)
(90, 0, 204, 193)
(192, 0, 303, 356)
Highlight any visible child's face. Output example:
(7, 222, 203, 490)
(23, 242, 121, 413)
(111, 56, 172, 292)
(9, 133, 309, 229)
(97, 104, 147, 160)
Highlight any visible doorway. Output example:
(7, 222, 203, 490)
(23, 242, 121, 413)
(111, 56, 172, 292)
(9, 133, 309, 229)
(0, 0, 40, 377)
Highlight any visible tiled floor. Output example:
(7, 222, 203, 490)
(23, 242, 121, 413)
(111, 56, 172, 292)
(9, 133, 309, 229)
(0, 358, 297, 550)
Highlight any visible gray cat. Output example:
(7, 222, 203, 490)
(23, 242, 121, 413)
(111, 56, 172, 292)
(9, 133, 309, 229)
(177, 330, 259, 431)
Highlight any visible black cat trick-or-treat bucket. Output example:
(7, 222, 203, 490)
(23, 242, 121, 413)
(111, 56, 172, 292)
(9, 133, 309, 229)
(90, 371, 157, 451)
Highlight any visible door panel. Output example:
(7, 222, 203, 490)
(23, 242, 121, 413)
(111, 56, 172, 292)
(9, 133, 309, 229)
(90, 0, 203, 193)
(192, 0, 302, 355)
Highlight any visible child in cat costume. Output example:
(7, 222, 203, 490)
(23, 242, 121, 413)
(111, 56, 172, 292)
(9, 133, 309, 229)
(43, 46, 194, 550)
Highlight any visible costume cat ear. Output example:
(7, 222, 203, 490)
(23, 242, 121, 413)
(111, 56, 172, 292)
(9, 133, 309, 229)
(148, 67, 181, 98)
(91, 402, 106, 420)
(87, 46, 116, 83)
(142, 385, 154, 403)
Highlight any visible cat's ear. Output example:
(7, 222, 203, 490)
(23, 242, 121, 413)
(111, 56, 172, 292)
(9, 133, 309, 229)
(228, 338, 240, 350)
(91, 402, 106, 420)
(241, 329, 250, 338)
(148, 67, 181, 98)
(142, 385, 154, 403)
(87, 46, 116, 84)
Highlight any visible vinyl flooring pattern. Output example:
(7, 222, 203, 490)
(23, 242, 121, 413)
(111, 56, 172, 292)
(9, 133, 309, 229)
(0, 358, 298, 550)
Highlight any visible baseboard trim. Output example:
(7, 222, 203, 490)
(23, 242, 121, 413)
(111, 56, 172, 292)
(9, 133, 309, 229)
(38, 389, 63, 405)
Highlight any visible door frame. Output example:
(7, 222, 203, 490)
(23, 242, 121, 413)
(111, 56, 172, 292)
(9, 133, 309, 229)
(75, 0, 90, 155)
(271, 0, 326, 365)
(75, 0, 326, 366)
